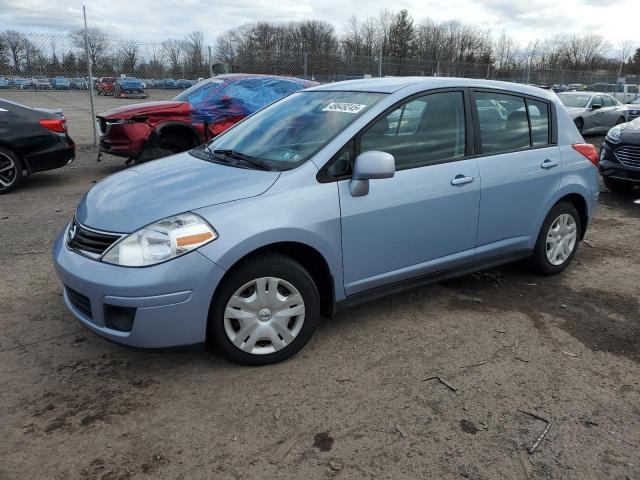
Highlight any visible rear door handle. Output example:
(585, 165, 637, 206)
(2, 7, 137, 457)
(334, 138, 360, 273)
(541, 159, 559, 170)
(451, 174, 474, 186)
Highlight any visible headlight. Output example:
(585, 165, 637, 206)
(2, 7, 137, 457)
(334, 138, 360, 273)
(105, 118, 133, 125)
(102, 213, 217, 267)
(606, 125, 622, 143)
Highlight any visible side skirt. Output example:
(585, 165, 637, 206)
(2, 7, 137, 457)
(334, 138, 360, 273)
(334, 250, 532, 314)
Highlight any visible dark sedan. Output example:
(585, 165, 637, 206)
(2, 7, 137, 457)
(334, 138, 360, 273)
(0, 99, 75, 194)
(600, 118, 640, 193)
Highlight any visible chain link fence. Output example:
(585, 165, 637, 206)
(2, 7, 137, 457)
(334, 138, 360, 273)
(0, 32, 633, 146)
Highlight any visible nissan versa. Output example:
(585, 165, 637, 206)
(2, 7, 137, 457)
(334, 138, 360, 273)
(53, 78, 599, 365)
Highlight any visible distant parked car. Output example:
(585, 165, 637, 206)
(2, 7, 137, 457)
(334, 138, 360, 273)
(71, 78, 89, 90)
(624, 97, 640, 121)
(0, 77, 9, 89)
(34, 77, 52, 90)
(51, 76, 71, 90)
(0, 99, 75, 194)
(12, 78, 27, 89)
(177, 79, 196, 89)
(600, 118, 640, 193)
(113, 77, 147, 98)
(97, 74, 317, 162)
(558, 92, 628, 134)
(161, 78, 178, 89)
(590, 83, 639, 103)
(96, 77, 116, 95)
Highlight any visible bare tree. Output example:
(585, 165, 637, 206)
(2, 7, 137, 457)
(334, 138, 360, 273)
(185, 31, 205, 74)
(71, 27, 108, 70)
(617, 39, 635, 78)
(1, 30, 28, 73)
(162, 39, 184, 76)
(119, 42, 139, 74)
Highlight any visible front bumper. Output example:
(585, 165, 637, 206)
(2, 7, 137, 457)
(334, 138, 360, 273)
(599, 141, 640, 185)
(98, 121, 151, 157)
(52, 228, 226, 348)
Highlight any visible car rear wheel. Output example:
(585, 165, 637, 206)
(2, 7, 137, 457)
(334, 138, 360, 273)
(209, 254, 320, 365)
(574, 118, 583, 133)
(529, 202, 581, 275)
(603, 177, 635, 193)
(0, 147, 23, 194)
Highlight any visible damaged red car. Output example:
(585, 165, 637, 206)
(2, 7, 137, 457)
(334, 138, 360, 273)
(96, 74, 317, 163)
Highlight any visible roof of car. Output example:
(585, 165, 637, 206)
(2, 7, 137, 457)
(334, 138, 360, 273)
(216, 73, 316, 87)
(309, 77, 557, 97)
(557, 91, 607, 96)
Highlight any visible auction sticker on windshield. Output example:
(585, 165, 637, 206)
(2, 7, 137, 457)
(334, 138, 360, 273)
(323, 102, 367, 114)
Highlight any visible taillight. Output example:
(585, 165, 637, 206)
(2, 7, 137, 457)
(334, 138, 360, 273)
(572, 143, 598, 167)
(38, 118, 67, 134)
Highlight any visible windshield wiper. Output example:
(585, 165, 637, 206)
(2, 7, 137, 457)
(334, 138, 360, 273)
(209, 148, 273, 171)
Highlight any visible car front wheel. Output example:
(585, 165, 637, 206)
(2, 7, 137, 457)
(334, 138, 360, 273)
(209, 254, 320, 365)
(529, 202, 581, 275)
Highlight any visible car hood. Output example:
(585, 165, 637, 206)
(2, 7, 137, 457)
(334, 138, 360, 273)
(98, 100, 187, 119)
(617, 118, 640, 144)
(564, 107, 588, 118)
(75, 152, 281, 233)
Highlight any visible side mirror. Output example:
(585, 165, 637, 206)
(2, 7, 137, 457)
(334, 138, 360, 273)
(349, 150, 395, 197)
(591, 103, 602, 110)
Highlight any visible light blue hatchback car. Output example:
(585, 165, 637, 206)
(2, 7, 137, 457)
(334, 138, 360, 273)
(54, 77, 600, 365)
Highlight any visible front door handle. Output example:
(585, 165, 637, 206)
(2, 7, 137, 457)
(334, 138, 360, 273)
(540, 159, 559, 170)
(451, 174, 474, 186)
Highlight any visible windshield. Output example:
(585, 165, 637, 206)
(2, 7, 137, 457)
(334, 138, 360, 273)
(202, 90, 386, 169)
(558, 94, 591, 108)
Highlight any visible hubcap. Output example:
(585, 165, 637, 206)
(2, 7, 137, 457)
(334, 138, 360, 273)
(223, 277, 305, 355)
(545, 213, 577, 266)
(0, 153, 17, 189)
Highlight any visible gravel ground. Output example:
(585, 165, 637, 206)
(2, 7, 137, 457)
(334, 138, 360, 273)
(0, 89, 178, 145)
(0, 143, 639, 480)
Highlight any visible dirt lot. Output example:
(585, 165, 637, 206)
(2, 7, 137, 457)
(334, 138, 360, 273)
(1, 144, 639, 480)
(0, 89, 177, 145)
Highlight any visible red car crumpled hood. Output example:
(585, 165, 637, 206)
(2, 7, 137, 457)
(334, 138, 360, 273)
(99, 100, 188, 119)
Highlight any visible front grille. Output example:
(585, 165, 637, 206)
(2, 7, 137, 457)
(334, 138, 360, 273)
(66, 286, 92, 319)
(67, 219, 121, 257)
(614, 145, 640, 168)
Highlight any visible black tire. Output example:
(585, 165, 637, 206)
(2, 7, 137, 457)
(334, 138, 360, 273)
(209, 254, 320, 365)
(603, 177, 635, 193)
(0, 146, 23, 194)
(529, 202, 581, 275)
(615, 116, 626, 125)
(574, 118, 583, 133)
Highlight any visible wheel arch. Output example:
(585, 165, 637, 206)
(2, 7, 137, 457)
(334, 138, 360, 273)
(206, 241, 336, 345)
(153, 121, 201, 147)
(0, 142, 29, 174)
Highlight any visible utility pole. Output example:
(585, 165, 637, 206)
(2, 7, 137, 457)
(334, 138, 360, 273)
(378, 43, 383, 77)
(83, 6, 98, 147)
(208, 45, 213, 78)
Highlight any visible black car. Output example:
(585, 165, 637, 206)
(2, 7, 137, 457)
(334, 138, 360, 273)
(599, 117, 640, 193)
(0, 99, 75, 193)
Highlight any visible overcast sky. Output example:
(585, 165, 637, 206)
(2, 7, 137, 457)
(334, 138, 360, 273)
(1, 0, 638, 49)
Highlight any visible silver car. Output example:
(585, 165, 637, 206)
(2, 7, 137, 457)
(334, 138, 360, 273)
(558, 92, 628, 134)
